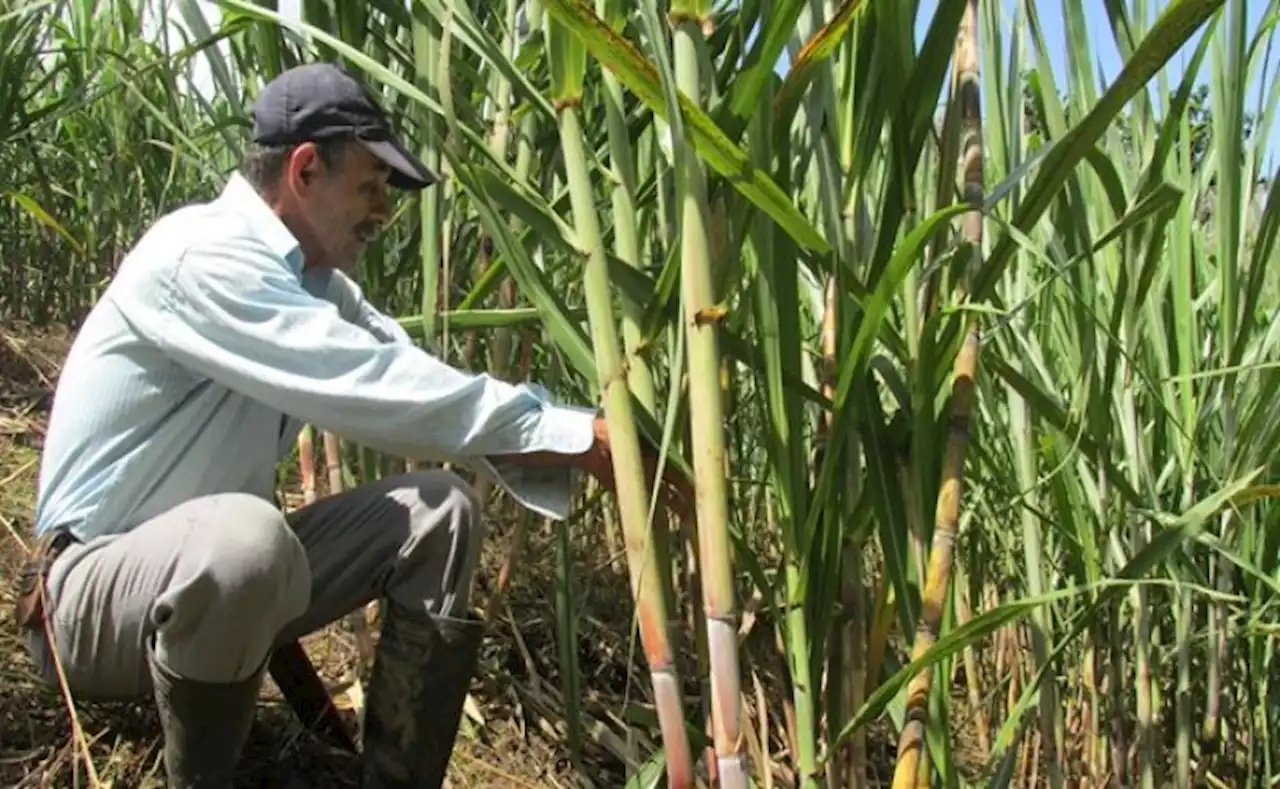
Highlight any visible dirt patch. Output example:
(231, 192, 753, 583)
(0, 321, 66, 458)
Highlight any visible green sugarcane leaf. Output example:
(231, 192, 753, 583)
(974, 0, 1227, 301)
(397, 307, 589, 333)
(772, 0, 867, 125)
(536, 0, 832, 255)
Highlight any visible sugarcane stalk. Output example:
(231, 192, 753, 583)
(597, 0, 680, 642)
(464, 0, 535, 512)
(1084, 626, 1099, 781)
(785, 3, 863, 784)
(297, 424, 317, 506)
(835, 21, 870, 784)
(1176, 584, 1192, 788)
(323, 430, 343, 496)
(741, 27, 819, 787)
(668, 2, 748, 785)
(1124, 373, 1155, 789)
(823, 272, 867, 789)
(1203, 1, 1247, 779)
(543, 10, 695, 785)
(1109, 611, 1128, 787)
(486, 0, 520, 388)
(813, 267, 863, 789)
(1009, 148, 1064, 789)
(890, 0, 982, 784)
(952, 564, 990, 757)
(412, 0, 442, 345)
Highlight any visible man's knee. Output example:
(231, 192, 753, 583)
(385, 470, 485, 616)
(397, 469, 483, 541)
(198, 493, 310, 613)
(151, 493, 311, 681)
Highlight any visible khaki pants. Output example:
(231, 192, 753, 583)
(25, 470, 483, 699)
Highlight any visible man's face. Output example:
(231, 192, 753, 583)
(283, 141, 391, 272)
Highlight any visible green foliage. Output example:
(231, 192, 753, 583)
(4, 0, 1280, 786)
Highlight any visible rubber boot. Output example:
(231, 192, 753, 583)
(148, 640, 264, 789)
(360, 600, 484, 789)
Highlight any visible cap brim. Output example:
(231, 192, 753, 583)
(362, 137, 440, 190)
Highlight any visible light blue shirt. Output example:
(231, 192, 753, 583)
(35, 173, 596, 541)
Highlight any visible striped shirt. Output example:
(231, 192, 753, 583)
(34, 172, 594, 541)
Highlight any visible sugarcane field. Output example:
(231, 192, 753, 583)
(2, 0, 1279, 786)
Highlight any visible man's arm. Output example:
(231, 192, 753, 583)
(311, 270, 693, 518)
(307, 267, 415, 347)
(312, 269, 692, 517)
(356, 297, 414, 346)
(277, 269, 412, 457)
(123, 234, 597, 472)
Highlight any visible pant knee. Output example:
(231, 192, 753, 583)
(152, 493, 311, 681)
(385, 470, 484, 617)
(204, 494, 311, 616)
(437, 470, 484, 560)
(395, 469, 484, 552)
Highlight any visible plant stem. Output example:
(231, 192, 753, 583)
(671, 1, 748, 784)
(557, 96, 696, 788)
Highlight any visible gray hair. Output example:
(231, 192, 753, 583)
(238, 137, 351, 192)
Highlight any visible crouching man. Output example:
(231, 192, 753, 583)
(12, 62, 686, 789)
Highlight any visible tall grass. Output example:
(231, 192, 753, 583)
(4, 0, 1280, 786)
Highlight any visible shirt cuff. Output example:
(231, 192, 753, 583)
(531, 400, 598, 454)
(479, 399, 598, 521)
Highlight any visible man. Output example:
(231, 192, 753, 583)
(14, 62, 683, 788)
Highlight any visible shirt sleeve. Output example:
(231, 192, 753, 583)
(309, 268, 416, 346)
(123, 233, 596, 518)
(358, 300, 415, 346)
(279, 269, 410, 457)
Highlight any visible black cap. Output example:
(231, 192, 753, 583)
(251, 62, 439, 190)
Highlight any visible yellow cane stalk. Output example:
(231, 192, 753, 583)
(890, 0, 983, 784)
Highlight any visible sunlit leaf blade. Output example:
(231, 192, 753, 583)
(536, 0, 832, 255)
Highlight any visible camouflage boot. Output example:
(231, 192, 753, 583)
(148, 639, 264, 788)
(360, 600, 484, 789)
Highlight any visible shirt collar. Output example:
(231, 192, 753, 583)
(218, 172, 305, 278)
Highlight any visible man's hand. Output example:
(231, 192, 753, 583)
(497, 415, 694, 519)
(578, 416, 694, 521)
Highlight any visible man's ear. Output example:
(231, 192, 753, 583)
(284, 142, 321, 192)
